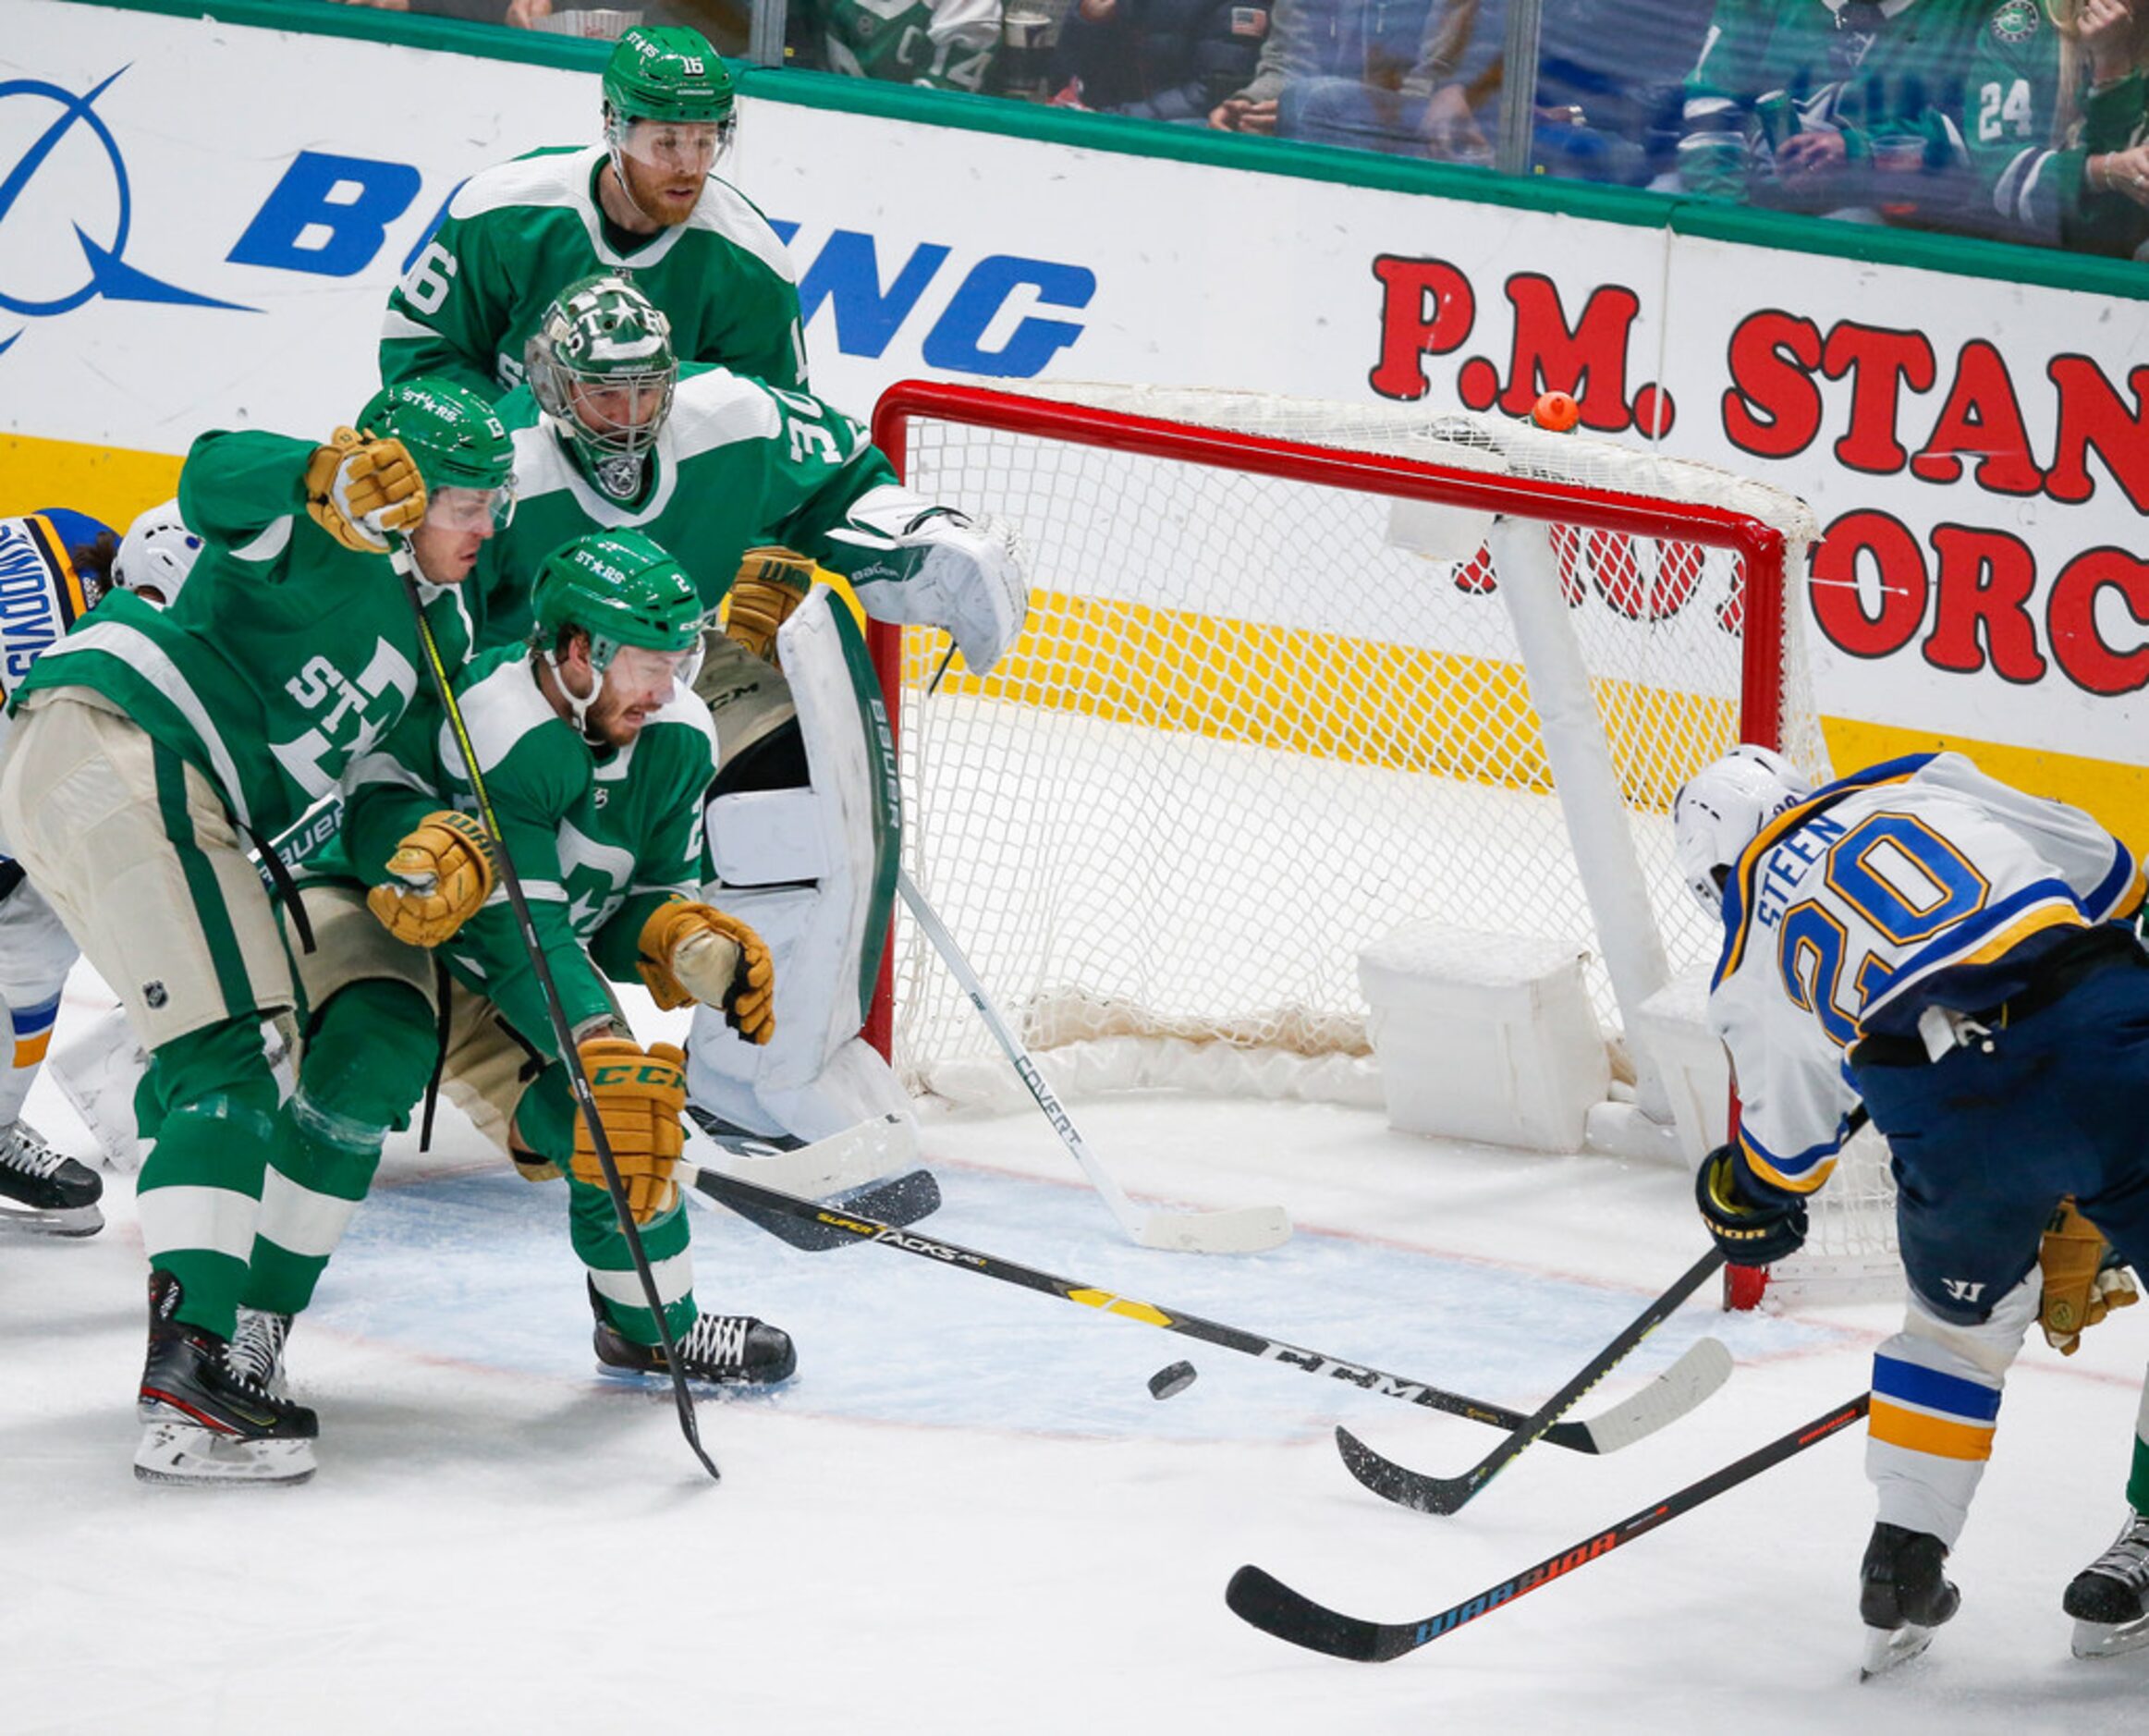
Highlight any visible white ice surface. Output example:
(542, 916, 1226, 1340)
(6, 977, 2147, 1734)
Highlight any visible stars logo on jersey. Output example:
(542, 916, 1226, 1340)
(1991, 0, 2039, 43)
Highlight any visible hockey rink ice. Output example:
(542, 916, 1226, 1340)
(6, 982, 2148, 1733)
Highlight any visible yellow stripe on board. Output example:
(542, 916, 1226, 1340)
(1869, 1400, 1996, 1461)
(0, 434, 185, 532)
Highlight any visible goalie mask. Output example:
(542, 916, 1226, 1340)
(531, 529, 706, 738)
(1672, 745, 1813, 917)
(356, 378, 518, 533)
(525, 275, 677, 495)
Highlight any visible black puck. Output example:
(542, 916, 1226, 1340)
(1147, 1360, 1197, 1400)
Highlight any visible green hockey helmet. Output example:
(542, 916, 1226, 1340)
(524, 274, 677, 461)
(531, 530, 705, 671)
(602, 27, 736, 129)
(356, 378, 517, 531)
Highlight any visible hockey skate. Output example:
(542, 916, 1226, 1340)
(2065, 1510, 2149, 1659)
(0, 1119, 103, 1236)
(135, 1273, 317, 1486)
(226, 1306, 295, 1398)
(591, 1282, 797, 1387)
(1858, 1522, 1959, 1679)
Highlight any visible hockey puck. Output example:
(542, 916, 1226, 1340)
(1148, 1360, 1197, 1400)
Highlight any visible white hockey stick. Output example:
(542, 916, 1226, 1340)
(897, 867, 1291, 1254)
(681, 1110, 920, 1199)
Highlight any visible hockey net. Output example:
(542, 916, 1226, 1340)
(864, 379, 1897, 1307)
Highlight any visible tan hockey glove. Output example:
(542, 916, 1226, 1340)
(2040, 1196, 2139, 1354)
(304, 425, 427, 554)
(570, 1038, 688, 1223)
(636, 898, 775, 1043)
(366, 811, 495, 947)
(722, 546, 814, 664)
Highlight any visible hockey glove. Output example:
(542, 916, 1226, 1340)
(571, 1038, 688, 1223)
(724, 547, 814, 665)
(304, 426, 427, 554)
(2039, 1196, 2139, 1354)
(1695, 1143, 1809, 1268)
(636, 898, 775, 1043)
(366, 811, 495, 947)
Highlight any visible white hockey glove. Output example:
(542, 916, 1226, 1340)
(829, 486, 1030, 675)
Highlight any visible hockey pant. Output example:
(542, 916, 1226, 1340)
(687, 591, 912, 1143)
(0, 864, 79, 1125)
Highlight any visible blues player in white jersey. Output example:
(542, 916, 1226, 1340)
(1675, 744, 2149, 1671)
(0, 503, 201, 1233)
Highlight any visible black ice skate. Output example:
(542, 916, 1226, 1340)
(0, 1119, 103, 1236)
(2065, 1509, 2149, 1659)
(226, 1306, 295, 1397)
(136, 1273, 317, 1486)
(1858, 1522, 1960, 1678)
(590, 1282, 797, 1387)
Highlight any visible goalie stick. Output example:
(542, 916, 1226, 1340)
(686, 1163, 1726, 1451)
(1335, 1247, 1726, 1514)
(1227, 1392, 1871, 1662)
(896, 867, 1291, 1254)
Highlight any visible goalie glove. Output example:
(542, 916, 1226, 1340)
(571, 1038, 687, 1224)
(724, 547, 814, 665)
(636, 898, 775, 1043)
(2040, 1196, 2139, 1354)
(365, 811, 495, 947)
(1694, 1143, 1809, 1268)
(832, 486, 1030, 675)
(304, 425, 427, 554)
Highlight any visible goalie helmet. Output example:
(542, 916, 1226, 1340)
(602, 25, 736, 134)
(531, 530, 704, 670)
(524, 275, 677, 464)
(111, 499, 201, 607)
(1672, 745, 1813, 917)
(356, 378, 517, 527)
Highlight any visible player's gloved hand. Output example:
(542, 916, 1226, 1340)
(571, 1038, 688, 1223)
(2039, 1196, 2139, 1354)
(304, 425, 427, 554)
(637, 898, 775, 1043)
(1695, 1143, 1809, 1267)
(366, 811, 495, 947)
(724, 547, 814, 665)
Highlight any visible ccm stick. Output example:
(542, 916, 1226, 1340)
(897, 867, 1291, 1254)
(686, 1164, 1729, 1452)
(1228, 1393, 1871, 1662)
(1336, 1247, 1728, 1514)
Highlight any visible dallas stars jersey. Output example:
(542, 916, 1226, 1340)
(381, 145, 806, 402)
(474, 363, 901, 649)
(806, 0, 1001, 92)
(1967, 0, 2149, 251)
(15, 432, 478, 845)
(343, 645, 717, 1055)
(1708, 752, 2144, 1197)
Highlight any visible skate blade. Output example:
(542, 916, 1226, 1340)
(0, 1202, 104, 1238)
(1860, 1622, 1935, 1680)
(593, 1361, 791, 1391)
(133, 1420, 316, 1486)
(2072, 1615, 2149, 1660)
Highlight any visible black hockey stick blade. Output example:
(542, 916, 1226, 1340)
(1230, 1392, 1872, 1662)
(684, 1165, 942, 1251)
(1336, 1247, 1727, 1515)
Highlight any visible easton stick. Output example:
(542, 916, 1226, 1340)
(1227, 1392, 1872, 1662)
(686, 1164, 1729, 1451)
(1336, 1246, 1726, 1514)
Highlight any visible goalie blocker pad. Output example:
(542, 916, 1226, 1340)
(687, 589, 912, 1143)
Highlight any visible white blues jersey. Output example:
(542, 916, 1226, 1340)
(0, 511, 104, 714)
(1709, 752, 2144, 1195)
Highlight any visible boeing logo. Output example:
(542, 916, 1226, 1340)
(0, 67, 251, 355)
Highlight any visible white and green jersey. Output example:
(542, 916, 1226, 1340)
(474, 363, 902, 648)
(15, 431, 477, 844)
(344, 645, 717, 1053)
(381, 145, 807, 403)
(808, 0, 1001, 92)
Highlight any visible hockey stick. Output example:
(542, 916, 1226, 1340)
(679, 1162, 943, 1252)
(1335, 1247, 1726, 1514)
(684, 1108, 922, 1199)
(1227, 1392, 1871, 1662)
(895, 867, 1291, 1254)
(685, 1163, 1722, 1452)
(391, 542, 718, 1483)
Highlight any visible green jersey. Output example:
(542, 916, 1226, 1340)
(15, 430, 478, 843)
(381, 145, 807, 402)
(807, 0, 1001, 92)
(475, 363, 900, 649)
(1966, 0, 2149, 253)
(344, 646, 717, 1055)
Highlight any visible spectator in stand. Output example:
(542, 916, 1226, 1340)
(324, 0, 751, 50)
(788, 0, 1004, 91)
(1049, 0, 1272, 121)
(1676, 0, 1986, 226)
(1205, 0, 1479, 150)
(1968, 0, 2149, 254)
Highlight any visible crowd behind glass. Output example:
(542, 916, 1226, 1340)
(324, 0, 2149, 260)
